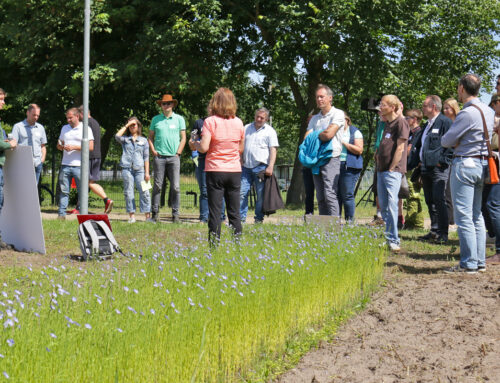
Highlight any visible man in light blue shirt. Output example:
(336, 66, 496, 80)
(12, 104, 47, 184)
(442, 74, 495, 274)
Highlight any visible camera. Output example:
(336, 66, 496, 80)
(191, 129, 199, 141)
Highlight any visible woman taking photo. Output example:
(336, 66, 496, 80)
(339, 114, 363, 222)
(192, 88, 245, 244)
(115, 117, 151, 223)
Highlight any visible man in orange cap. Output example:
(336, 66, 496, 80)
(148, 94, 186, 223)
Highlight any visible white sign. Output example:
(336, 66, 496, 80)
(0, 146, 45, 254)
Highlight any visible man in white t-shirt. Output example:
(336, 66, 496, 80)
(304, 84, 344, 216)
(56, 107, 94, 219)
(240, 107, 279, 223)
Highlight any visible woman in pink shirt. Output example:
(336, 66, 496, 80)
(192, 88, 245, 244)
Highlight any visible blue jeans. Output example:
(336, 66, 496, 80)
(59, 165, 81, 216)
(339, 162, 361, 221)
(35, 163, 43, 184)
(195, 156, 209, 222)
(377, 171, 402, 245)
(122, 168, 151, 213)
(486, 183, 500, 253)
(240, 164, 266, 222)
(450, 157, 487, 269)
(195, 156, 225, 222)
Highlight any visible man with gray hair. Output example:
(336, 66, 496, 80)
(304, 84, 344, 217)
(240, 107, 279, 223)
(409, 95, 453, 243)
(442, 74, 494, 273)
(12, 104, 47, 184)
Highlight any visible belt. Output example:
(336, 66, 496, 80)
(453, 155, 488, 160)
(156, 155, 176, 159)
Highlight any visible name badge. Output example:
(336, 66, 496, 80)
(385, 133, 391, 139)
(431, 128, 439, 134)
(170, 124, 177, 129)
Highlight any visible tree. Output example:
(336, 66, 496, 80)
(222, 0, 499, 205)
(0, 0, 232, 166)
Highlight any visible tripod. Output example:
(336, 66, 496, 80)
(356, 182, 375, 207)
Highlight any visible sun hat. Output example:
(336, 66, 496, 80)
(156, 94, 178, 107)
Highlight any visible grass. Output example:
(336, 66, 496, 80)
(0, 221, 386, 382)
(38, 174, 390, 218)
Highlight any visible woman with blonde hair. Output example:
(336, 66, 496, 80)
(443, 98, 460, 121)
(442, 98, 460, 225)
(115, 117, 151, 223)
(192, 88, 245, 244)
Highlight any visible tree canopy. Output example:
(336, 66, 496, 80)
(0, 0, 498, 204)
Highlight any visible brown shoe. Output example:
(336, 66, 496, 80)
(486, 253, 500, 265)
(368, 215, 385, 226)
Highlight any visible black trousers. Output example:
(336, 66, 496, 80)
(422, 166, 450, 237)
(302, 167, 315, 215)
(206, 171, 242, 243)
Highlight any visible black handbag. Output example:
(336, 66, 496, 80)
(398, 175, 410, 198)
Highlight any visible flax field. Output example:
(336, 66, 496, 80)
(0, 222, 385, 382)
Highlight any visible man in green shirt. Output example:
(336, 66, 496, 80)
(0, 88, 18, 218)
(148, 94, 186, 223)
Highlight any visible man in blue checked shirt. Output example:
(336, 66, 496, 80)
(12, 103, 47, 184)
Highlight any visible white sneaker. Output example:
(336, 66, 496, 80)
(128, 217, 136, 223)
(388, 242, 400, 253)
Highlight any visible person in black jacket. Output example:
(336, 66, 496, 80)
(408, 95, 453, 243)
(403, 109, 424, 229)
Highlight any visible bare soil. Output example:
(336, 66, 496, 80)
(277, 253, 500, 383)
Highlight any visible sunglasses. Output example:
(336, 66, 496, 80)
(161, 102, 174, 106)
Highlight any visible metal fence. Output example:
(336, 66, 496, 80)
(38, 162, 374, 210)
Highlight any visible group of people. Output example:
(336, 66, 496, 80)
(1, 72, 499, 267)
(0, 87, 279, 239)
(299, 84, 364, 222)
(0, 95, 113, 222)
(297, 74, 499, 273)
(116, 90, 280, 241)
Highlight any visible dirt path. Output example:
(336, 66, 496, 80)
(278, 253, 500, 383)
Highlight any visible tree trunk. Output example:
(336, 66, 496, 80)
(100, 127, 116, 168)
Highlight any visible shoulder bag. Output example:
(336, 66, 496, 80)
(470, 104, 499, 184)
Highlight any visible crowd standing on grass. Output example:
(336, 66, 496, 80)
(0, 73, 500, 270)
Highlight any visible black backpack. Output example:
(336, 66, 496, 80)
(77, 220, 123, 260)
